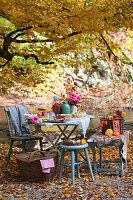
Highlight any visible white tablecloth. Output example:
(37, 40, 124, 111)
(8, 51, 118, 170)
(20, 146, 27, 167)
(42, 115, 94, 137)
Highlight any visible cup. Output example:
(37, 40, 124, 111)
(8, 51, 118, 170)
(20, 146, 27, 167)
(44, 113, 50, 118)
(49, 112, 56, 119)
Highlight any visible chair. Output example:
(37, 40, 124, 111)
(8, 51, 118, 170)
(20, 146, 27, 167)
(59, 143, 94, 185)
(4, 106, 43, 164)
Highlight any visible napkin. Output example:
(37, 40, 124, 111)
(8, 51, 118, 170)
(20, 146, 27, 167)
(40, 158, 54, 173)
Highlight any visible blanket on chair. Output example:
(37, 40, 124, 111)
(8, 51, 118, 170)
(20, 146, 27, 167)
(8, 105, 32, 136)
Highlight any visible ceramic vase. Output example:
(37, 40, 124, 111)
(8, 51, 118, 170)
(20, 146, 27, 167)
(70, 104, 77, 114)
(61, 102, 70, 114)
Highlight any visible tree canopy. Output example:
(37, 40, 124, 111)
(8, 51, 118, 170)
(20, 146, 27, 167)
(0, 0, 132, 93)
(0, 0, 132, 66)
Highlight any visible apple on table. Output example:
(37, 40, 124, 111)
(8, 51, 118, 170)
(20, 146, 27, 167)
(37, 112, 42, 116)
(42, 111, 45, 116)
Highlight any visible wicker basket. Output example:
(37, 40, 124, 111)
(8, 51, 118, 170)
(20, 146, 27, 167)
(101, 117, 124, 135)
(16, 150, 58, 182)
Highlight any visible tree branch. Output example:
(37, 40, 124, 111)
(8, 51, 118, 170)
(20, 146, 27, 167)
(0, 23, 82, 67)
(0, 10, 10, 21)
(65, 31, 82, 38)
(101, 34, 118, 61)
(23, 54, 54, 65)
(0, 60, 10, 67)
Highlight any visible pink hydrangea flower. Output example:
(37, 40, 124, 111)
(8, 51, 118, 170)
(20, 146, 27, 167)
(77, 95, 81, 103)
(31, 116, 40, 124)
(69, 93, 81, 105)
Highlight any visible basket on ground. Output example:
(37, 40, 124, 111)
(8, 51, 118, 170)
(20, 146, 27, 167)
(16, 150, 58, 182)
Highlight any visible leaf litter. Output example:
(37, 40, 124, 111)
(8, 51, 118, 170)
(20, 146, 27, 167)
(0, 133, 132, 200)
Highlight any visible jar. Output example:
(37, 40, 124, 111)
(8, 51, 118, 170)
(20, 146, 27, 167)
(52, 96, 62, 114)
(61, 102, 70, 114)
(52, 103, 62, 114)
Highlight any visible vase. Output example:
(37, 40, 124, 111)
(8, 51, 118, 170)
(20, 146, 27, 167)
(70, 104, 77, 114)
(61, 102, 70, 114)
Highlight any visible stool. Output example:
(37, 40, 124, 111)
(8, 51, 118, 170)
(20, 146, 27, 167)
(59, 143, 94, 185)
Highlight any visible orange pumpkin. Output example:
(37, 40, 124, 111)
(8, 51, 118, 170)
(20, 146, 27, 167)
(81, 138, 87, 144)
(113, 131, 120, 136)
(105, 129, 113, 136)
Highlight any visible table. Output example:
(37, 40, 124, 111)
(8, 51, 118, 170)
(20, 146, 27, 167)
(33, 115, 94, 156)
(87, 131, 129, 176)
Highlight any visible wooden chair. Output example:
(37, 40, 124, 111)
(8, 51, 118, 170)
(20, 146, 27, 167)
(4, 106, 43, 165)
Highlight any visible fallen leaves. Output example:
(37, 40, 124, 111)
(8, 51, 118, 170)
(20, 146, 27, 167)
(0, 133, 132, 199)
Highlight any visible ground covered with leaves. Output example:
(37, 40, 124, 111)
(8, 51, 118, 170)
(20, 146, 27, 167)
(0, 133, 133, 200)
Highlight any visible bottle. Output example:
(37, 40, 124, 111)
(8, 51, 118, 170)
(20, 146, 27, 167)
(61, 102, 70, 114)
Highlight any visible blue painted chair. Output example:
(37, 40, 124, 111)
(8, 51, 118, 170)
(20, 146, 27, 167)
(59, 143, 94, 185)
(4, 106, 43, 165)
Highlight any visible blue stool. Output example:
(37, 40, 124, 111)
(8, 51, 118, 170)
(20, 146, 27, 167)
(59, 143, 94, 185)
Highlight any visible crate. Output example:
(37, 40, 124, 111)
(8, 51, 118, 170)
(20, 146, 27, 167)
(16, 150, 58, 182)
(100, 117, 124, 135)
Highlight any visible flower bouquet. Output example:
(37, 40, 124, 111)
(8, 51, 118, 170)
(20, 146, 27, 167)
(61, 78, 84, 114)
(68, 92, 81, 114)
(68, 93, 81, 105)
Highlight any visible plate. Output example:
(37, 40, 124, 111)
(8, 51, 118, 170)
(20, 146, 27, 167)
(43, 119, 66, 123)
(75, 112, 86, 116)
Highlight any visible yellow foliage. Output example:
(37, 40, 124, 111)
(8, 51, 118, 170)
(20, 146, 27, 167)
(0, 0, 132, 34)
(0, 0, 133, 94)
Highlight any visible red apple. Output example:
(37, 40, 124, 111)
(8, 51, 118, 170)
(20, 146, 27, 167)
(42, 111, 45, 116)
(37, 112, 42, 116)
(113, 115, 119, 119)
